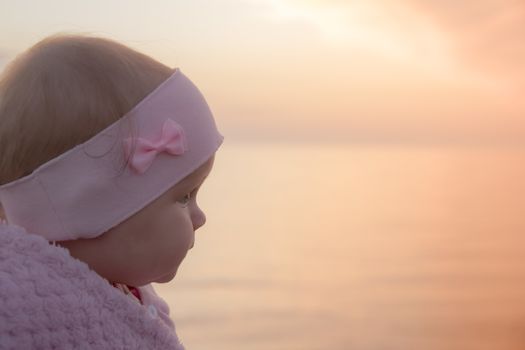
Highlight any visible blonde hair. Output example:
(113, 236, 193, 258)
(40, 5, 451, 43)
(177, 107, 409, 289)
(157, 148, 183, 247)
(0, 33, 173, 186)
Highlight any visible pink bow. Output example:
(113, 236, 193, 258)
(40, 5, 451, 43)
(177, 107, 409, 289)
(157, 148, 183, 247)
(123, 119, 187, 174)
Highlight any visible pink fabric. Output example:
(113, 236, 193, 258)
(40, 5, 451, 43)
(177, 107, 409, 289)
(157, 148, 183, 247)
(0, 222, 185, 349)
(0, 68, 223, 241)
(123, 119, 188, 174)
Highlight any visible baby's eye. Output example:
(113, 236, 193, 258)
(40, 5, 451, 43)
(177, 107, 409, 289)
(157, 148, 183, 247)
(178, 193, 192, 207)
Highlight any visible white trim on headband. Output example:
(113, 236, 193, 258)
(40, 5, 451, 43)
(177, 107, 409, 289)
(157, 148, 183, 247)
(0, 68, 224, 241)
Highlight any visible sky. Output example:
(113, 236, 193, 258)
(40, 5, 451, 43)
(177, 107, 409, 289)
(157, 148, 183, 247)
(0, 0, 523, 146)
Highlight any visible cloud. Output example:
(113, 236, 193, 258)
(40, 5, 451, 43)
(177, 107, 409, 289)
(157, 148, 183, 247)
(254, 0, 525, 115)
(259, 0, 448, 60)
(402, 0, 525, 84)
(217, 0, 525, 145)
(261, 0, 525, 85)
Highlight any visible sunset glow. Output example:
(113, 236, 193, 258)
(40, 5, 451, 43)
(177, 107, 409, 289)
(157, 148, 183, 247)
(0, 0, 523, 145)
(263, 0, 454, 68)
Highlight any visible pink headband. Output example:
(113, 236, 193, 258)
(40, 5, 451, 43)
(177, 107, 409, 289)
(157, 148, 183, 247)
(0, 68, 223, 241)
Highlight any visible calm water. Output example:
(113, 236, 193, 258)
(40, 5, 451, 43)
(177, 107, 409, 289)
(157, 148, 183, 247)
(155, 142, 525, 350)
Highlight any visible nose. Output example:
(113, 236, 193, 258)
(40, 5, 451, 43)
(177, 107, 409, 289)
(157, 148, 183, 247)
(191, 205, 206, 231)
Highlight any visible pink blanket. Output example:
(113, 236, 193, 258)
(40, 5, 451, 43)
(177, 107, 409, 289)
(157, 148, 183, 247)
(0, 222, 185, 349)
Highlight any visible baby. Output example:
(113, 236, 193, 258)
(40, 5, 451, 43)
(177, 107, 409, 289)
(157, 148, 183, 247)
(0, 34, 223, 349)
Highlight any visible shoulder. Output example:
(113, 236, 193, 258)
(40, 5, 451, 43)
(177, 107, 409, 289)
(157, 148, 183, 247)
(0, 221, 95, 293)
(0, 223, 185, 349)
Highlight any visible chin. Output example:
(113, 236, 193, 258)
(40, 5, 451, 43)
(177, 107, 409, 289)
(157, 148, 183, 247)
(155, 271, 177, 283)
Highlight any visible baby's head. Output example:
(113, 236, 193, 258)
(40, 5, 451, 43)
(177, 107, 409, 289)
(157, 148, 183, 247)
(0, 34, 223, 286)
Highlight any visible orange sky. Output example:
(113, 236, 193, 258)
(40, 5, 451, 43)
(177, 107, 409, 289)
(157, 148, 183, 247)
(0, 0, 523, 146)
(207, 0, 524, 145)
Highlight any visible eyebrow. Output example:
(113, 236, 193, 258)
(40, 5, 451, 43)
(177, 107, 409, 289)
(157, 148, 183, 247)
(173, 170, 210, 196)
(191, 173, 209, 192)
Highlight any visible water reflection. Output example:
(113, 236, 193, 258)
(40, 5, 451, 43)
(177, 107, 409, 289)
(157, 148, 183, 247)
(156, 143, 525, 350)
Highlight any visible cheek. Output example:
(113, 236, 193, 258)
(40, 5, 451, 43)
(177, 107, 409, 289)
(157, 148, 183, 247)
(145, 211, 195, 268)
(109, 205, 196, 285)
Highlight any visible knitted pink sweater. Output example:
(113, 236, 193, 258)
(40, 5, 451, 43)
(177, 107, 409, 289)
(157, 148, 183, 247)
(0, 222, 185, 349)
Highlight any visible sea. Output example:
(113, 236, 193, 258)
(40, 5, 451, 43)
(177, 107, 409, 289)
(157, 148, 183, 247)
(154, 141, 525, 350)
